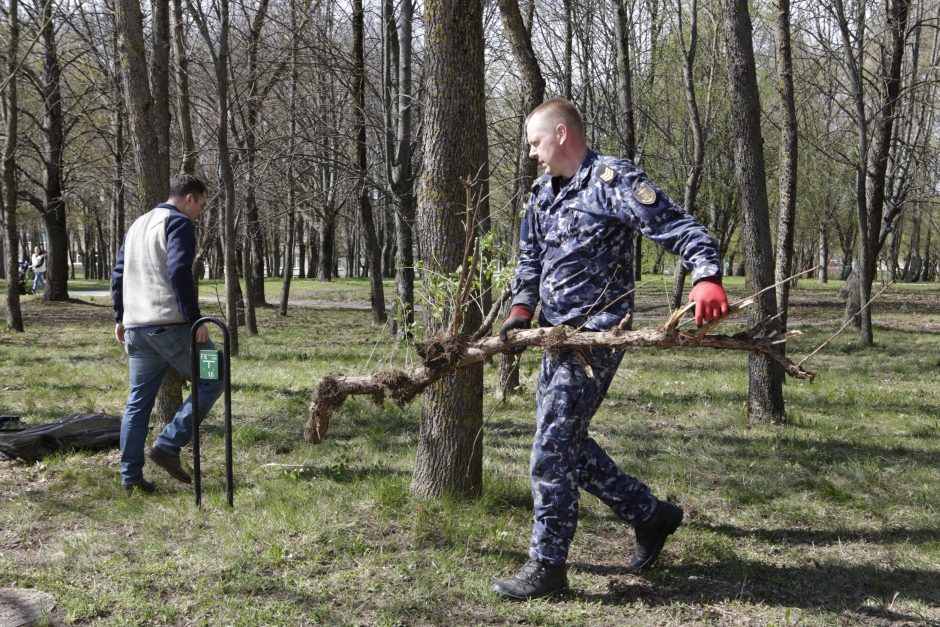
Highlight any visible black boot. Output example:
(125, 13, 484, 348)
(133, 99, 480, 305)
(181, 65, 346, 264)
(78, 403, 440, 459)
(492, 559, 568, 601)
(626, 501, 683, 572)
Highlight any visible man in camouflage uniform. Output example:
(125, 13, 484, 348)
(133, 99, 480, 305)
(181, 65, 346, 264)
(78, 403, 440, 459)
(493, 98, 728, 600)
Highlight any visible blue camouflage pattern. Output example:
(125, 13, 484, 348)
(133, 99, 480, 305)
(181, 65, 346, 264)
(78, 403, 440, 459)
(530, 343, 658, 565)
(511, 150, 721, 328)
(512, 150, 722, 565)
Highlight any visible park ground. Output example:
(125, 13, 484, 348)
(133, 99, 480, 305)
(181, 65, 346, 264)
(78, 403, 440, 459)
(1, 276, 939, 626)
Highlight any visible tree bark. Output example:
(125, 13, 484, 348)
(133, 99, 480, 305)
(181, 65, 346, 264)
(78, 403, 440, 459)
(722, 0, 785, 422)
(189, 0, 240, 353)
(245, 0, 271, 308)
(3, 0, 22, 331)
(170, 0, 196, 174)
(774, 0, 798, 336)
(670, 0, 705, 311)
(495, 0, 544, 396)
(279, 0, 300, 317)
(37, 0, 67, 302)
(353, 0, 387, 325)
(115, 0, 179, 426)
(412, 0, 489, 498)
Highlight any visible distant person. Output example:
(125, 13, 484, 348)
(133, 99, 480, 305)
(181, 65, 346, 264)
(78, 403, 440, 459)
(493, 99, 728, 600)
(30, 246, 46, 293)
(111, 174, 223, 495)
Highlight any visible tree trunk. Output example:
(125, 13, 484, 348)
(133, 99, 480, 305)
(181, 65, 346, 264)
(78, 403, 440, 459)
(859, 0, 910, 340)
(279, 0, 300, 317)
(318, 212, 335, 281)
(412, 0, 489, 498)
(495, 0, 544, 396)
(170, 0, 196, 174)
(353, 0, 387, 325)
(773, 0, 798, 337)
(722, 0, 785, 422)
(3, 0, 22, 331)
(245, 0, 271, 308)
(38, 0, 67, 302)
(818, 225, 828, 283)
(109, 24, 126, 267)
(670, 0, 705, 311)
(150, 0, 170, 187)
(116, 0, 179, 425)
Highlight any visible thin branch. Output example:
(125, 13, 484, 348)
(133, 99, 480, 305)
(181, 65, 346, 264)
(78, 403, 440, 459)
(796, 281, 894, 369)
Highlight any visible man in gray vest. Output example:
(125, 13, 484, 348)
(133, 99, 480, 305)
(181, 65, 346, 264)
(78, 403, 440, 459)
(112, 175, 223, 495)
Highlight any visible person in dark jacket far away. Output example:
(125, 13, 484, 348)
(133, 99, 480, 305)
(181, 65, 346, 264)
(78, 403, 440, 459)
(493, 98, 729, 600)
(112, 174, 223, 496)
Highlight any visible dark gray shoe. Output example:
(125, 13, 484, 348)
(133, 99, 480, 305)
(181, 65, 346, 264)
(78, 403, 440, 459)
(122, 478, 156, 496)
(145, 446, 192, 484)
(626, 500, 683, 572)
(492, 559, 568, 601)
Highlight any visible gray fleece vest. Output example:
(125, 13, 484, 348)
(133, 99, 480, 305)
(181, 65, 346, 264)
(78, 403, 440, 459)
(122, 207, 186, 328)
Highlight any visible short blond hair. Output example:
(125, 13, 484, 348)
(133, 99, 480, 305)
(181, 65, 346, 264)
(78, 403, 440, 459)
(526, 98, 584, 134)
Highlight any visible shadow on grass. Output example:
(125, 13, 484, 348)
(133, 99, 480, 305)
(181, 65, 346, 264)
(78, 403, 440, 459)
(699, 522, 940, 546)
(572, 555, 940, 613)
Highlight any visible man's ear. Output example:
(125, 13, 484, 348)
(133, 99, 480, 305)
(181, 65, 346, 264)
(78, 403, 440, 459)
(556, 122, 568, 145)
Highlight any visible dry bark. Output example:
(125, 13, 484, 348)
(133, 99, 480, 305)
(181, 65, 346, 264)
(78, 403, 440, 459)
(304, 304, 815, 444)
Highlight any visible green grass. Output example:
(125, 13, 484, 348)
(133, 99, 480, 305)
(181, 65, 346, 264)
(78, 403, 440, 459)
(1, 279, 939, 625)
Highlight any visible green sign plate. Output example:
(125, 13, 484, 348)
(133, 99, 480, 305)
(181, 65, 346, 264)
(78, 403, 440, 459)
(199, 350, 221, 381)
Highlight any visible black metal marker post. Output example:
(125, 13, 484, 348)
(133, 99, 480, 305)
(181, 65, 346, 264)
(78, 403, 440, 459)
(190, 316, 233, 508)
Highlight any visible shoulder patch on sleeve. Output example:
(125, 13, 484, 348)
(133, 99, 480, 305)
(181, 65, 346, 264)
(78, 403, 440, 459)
(599, 166, 616, 184)
(633, 181, 657, 205)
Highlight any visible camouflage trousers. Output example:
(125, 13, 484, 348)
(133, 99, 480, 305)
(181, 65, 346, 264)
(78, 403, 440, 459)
(529, 345, 658, 565)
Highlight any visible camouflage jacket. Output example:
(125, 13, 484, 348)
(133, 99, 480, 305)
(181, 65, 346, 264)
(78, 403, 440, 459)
(511, 150, 721, 328)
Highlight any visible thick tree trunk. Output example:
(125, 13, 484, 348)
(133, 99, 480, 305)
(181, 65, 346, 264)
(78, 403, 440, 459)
(116, 0, 179, 424)
(318, 213, 336, 281)
(3, 0, 22, 331)
(150, 0, 170, 186)
(38, 0, 67, 302)
(412, 0, 489, 499)
(722, 0, 785, 422)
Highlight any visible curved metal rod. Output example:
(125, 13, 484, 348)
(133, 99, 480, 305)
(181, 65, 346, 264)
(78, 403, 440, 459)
(191, 316, 233, 508)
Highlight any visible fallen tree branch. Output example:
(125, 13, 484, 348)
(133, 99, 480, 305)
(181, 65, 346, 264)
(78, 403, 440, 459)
(305, 311, 816, 444)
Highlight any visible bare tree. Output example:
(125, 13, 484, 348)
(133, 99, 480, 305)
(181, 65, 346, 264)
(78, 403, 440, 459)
(353, 0, 386, 325)
(3, 0, 22, 331)
(383, 0, 416, 336)
(189, 0, 240, 354)
(722, 0, 785, 422)
(774, 0, 798, 334)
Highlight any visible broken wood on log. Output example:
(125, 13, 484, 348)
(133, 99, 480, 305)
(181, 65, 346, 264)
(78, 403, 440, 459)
(304, 307, 816, 444)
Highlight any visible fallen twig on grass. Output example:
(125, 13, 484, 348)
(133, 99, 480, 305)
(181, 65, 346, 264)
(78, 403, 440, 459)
(304, 304, 816, 444)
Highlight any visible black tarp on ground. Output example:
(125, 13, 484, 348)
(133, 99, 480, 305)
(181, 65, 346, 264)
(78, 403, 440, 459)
(0, 413, 121, 462)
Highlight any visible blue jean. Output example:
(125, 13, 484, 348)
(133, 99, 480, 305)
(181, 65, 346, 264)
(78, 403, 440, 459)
(120, 324, 224, 484)
(32, 271, 45, 292)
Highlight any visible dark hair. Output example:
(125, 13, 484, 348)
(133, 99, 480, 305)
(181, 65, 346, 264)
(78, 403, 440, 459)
(168, 174, 208, 199)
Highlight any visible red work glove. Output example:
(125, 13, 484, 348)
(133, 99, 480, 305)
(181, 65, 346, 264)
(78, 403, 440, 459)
(688, 276, 729, 325)
(499, 305, 533, 354)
